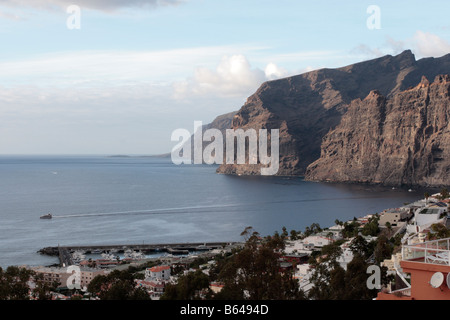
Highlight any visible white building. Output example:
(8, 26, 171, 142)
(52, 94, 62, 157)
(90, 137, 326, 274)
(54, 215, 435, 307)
(415, 206, 447, 227)
(295, 264, 313, 294)
(285, 233, 335, 254)
(302, 235, 333, 248)
(284, 240, 314, 254)
(325, 225, 344, 240)
(336, 247, 354, 270)
(136, 279, 165, 300)
(145, 265, 171, 281)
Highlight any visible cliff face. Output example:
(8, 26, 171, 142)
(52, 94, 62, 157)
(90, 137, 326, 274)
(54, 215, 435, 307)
(187, 110, 237, 162)
(305, 75, 450, 187)
(216, 50, 450, 177)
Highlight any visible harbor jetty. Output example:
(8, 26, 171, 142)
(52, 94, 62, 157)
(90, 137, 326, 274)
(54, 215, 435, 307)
(38, 242, 238, 267)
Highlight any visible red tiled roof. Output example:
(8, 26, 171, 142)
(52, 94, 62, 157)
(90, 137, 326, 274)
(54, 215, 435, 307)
(150, 265, 170, 272)
(210, 282, 225, 288)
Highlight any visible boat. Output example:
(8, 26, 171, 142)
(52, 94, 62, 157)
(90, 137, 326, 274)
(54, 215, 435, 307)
(101, 252, 116, 261)
(40, 213, 52, 219)
(124, 249, 146, 260)
(72, 250, 86, 262)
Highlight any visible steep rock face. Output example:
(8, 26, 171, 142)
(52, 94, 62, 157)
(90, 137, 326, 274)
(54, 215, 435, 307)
(216, 50, 450, 176)
(203, 111, 237, 133)
(187, 110, 237, 162)
(162, 111, 236, 159)
(305, 75, 450, 187)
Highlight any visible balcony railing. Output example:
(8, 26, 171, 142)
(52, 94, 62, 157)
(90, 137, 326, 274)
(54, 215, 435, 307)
(402, 238, 450, 266)
(390, 287, 411, 297)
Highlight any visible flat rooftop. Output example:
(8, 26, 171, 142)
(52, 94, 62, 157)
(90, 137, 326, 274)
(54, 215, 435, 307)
(418, 208, 445, 215)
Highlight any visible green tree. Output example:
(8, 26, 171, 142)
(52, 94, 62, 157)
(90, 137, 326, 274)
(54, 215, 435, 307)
(307, 241, 345, 300)
(385, 221, 392, 232)
(361, 216, 380, 237)
(87, 269, 150, 300)
(349, 235, 373, 259)
(427, 223, 450, 240)
(240, 226, 256, 242)
(342, 220, 360, 238)
(440, 188, 449, 200)
(161, 270, 210, 300)
(290, 229, 298, 240)
(31, 273, 60, 300)
(214, 228, 304, 300)
(308, 261, 344, 300)
(374, 235, 393, 264)
(281, 226, 288, 238)
(0, 266, 57, 300)
(343, 255, 377, 300)
(424, 192, 430, 204)
(320, 242, 343, 265)
(0, 266, 35, 300)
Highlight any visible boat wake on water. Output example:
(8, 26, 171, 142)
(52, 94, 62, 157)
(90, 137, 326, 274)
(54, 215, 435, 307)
(50, 203, 244, 219)
(47, 194, 392, 220)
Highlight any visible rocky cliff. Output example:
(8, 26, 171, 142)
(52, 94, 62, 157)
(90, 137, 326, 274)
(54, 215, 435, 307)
(216, 50, 450, 181)
(305, 75, 450, 187)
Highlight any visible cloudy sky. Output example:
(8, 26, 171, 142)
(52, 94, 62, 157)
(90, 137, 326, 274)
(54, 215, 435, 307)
(0, 0, 449, 155)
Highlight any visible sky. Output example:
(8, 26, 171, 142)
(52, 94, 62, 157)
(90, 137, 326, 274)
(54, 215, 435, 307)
(0, 0, 449, 155)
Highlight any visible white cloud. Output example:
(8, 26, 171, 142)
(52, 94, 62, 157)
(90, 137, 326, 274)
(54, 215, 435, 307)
(0, 46, 305, 154)
(265, 62, 288, 80)
(0, 46, 267, 87)
(173, 54, 290, 99)
(351, 31, 450, 61)
(412, 31, 450, 58)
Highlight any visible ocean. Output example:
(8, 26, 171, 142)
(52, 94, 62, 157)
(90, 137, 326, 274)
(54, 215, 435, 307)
(0, 155, 430, 268)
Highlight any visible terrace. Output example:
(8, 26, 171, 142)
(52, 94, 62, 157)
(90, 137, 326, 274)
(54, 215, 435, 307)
(402, 238, 450, 266)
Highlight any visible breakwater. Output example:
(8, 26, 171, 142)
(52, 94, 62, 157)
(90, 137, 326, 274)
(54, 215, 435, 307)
(38, 242, 239, 266)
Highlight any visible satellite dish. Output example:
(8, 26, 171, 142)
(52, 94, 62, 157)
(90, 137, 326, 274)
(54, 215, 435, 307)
(447, 273, 450, 289)
(430, 272, 444, 288)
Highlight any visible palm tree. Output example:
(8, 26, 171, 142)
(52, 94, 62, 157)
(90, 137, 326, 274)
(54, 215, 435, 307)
(440, 188, 449, 200)
(385, 222, 392, 235)
(424, 192, 430, 204)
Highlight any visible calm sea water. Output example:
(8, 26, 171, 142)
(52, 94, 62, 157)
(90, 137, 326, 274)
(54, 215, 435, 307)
(0, 155, 431, 268)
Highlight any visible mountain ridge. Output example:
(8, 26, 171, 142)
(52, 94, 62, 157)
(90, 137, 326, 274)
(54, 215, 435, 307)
(214, 50, 450, 186)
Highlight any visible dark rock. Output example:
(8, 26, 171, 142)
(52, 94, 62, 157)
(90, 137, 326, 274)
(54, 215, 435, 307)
(305, 75, 450, 187)
(215, 50, 450, 178)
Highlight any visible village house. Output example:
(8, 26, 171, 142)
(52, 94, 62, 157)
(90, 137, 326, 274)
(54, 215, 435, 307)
(302, 234, 334, 248)
(379, 208, 413, 227)
(356, 214, 375, 226)
(281, 253, 309, 265)
(325, 224, 345, 239)
(136, 279, 165, 300)
(336, 242, 354, 270)
(284, 239, 314, 254)
(415, 206, 447, 227)
(145, 265, 171, 281)
(210, 282, 225, 295)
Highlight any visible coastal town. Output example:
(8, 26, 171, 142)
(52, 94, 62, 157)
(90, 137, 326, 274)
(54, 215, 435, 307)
(2, 189, 450, 300)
